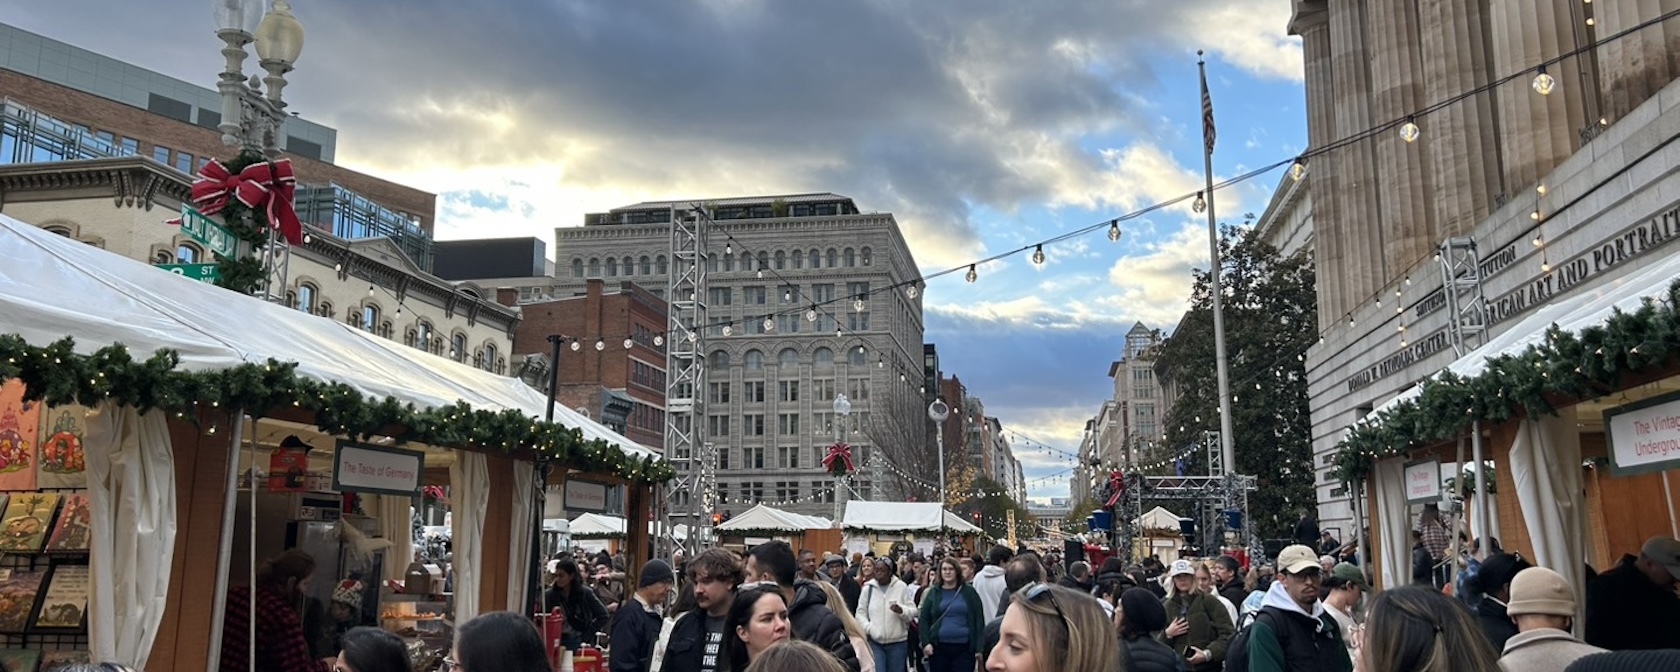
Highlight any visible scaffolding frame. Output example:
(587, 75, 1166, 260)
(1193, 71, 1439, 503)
(664, 205, 711, 555)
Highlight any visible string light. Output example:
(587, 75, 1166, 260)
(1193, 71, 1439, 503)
(1289, 157, 1307, 181)
(1031, 245, 1045, 266)
(853, 298, 866, 312)
(722, 325, 733, 336)
(1107, 219, 1122, 242)
(907, 283, 921, 299)
(806, 308, 818, 322)
(1192, 192, 1207, 214)
(1399, 117, 1420, 143)
(570, 340, 582, 352)
(763, 317, 775, 332)
(965, 264, 978, 283)
(1533, 66, 1556, 95)
(623, 338, 634, 349)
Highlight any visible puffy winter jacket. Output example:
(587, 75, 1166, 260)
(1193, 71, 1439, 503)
(854, 576, 913, 644)
(789, 580, 862, 671)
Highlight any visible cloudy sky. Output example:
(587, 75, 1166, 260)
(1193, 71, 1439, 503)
(12, 0, 1307, 501)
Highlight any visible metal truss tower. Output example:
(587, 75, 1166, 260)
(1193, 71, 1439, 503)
(1437, 237, 1489, 357)
(664, 205, 711, 554)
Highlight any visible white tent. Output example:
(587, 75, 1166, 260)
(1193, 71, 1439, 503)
(0, 214, 656, 459)
(1134, 506, 1185, 531)
(715, 504, 834, 532)
(569, 513, 628, 539)
(842, 501, 982, 533)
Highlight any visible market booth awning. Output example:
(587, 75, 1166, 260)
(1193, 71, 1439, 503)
(569, 513, 628, 539)
(1134, 505, 1185, 531)
(842, 501, 982, 534)
(716, 503, 834, 533)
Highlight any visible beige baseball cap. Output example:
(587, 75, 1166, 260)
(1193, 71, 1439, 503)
(1277, 544, 1320, 574)
(1641, 536, 1680, 581)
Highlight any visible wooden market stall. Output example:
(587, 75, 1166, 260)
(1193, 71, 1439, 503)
(713, 503, 836, 552)
(840, 501, 981, 558)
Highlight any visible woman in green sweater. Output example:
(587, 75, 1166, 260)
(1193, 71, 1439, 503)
(919, 557, 985, 672)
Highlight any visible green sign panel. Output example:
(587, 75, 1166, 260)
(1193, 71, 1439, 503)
(178, 204, 237, 258)
(154, 262, 221, 284)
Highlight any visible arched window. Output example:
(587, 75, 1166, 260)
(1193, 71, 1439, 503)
(844, 248, 855, 267)
(405, 329, 418, 348)
(152, 249, 173, 264)
(757, 252, 769, 271)
(416, 321, 433, 352)
(640, 256, 652, 275)
(813, 347, 834, 369)
(778, 348, 799, 367)
(379, 321, 393, 339)
(45, 226, 72, 237)
(295, 283, 316, 313)
(656, 255, 668, 275)
(709, 350, 731, 370)
(607, 258, 618, 276)
(861, 247, 873, 266)
(572, 259, 584, 278)
(809, 249, 821, 269)
(848, 346, 867, 366)
(177, 243, 200, 264)
(826, 248, 837, 267)
(793, 250, 804, 269)
(317, 301, 333, 319)
(744, 349, 764, 370)
(623, 257, 634, 275)
(775, 251, 786, 269)
(480, 343, 498, 372)
(452, 333, 468, 362)
(362, 305, 380, 331)
(588, 258, 601, 276)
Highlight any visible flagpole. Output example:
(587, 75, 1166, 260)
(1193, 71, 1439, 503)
(1199, 51, 1237, 476)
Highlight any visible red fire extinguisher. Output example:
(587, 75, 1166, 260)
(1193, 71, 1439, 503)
(535, 607, 567, 670)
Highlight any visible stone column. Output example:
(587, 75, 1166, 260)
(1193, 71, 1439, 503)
(1419, 0, 1504, 239)
(1595, 0, 1680, 121)
(1292, 1, 1343, 320)
(1368, 0, 1438, 278)
(1329, 0, 1387, 313)
(1491, 0, 1590, 190)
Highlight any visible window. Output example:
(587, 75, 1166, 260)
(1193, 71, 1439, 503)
(151, 145, 170, 163)
(847, 282, 870, 303)
(174, 151, 194, 174)
(362, 305, 379, 331)
(317, 301, 334, 319)
(588, 258, 601, 276)
(744, 349, 764, 370)
(295, 283, 316, 312)
(709, 288, 732, 305)
(779, 381, 800, 403)
(793, 250, 804, 269)
(743, 286, 767, 305)
(718, 447, 731, 471)
(778, 285, 798, 305)
(780, 446, 801, 470)
(775, 251, 786, 269)
(480, 343, 498, 371)
(812, 284, 835, 303)
(757, 252, 769, 270)
(746, 447, 766, 469)
(848, 347, 867, 367)
(812, 379, 836, 401)
(657, 255, 668, 275)
(848, 378, 870, 400)
(813, 347, 834, 369)
(707, 415, 731, 437)
(844, 248, 855, 267)
(826, 248, 838, 267)
(778, 348, 799, 368)
(624, 257, 635, 275)
(176, 243, 200, 264)
(118, 137, 139, 154)
(723, 253, 736, 272)
(745, 381, 766, 403)
(572, 259, 584, 277)
(380, 321, 393, 339)
(777, 314, 801, 333)
(607, 258, 618, 276)
(415, 321, 433, 352)
(451, 333, 468, 362)
(809, 249, 820, 269)
(640, 256, 652, 275)
(708, 382, 731, 404)
(743, 414, 765, 436)
(709, 351, 731, 370)
(778, 413, 800, 435)
(848, 312, 871, 331)
(152, 249, 172, 264)
(861, 247, 873, 266)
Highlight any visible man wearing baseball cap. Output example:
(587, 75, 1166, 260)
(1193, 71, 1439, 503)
(1584, 535, 1680, 650)
(1241, 545, 1352, 672)
(1498, 566, 1603, 672)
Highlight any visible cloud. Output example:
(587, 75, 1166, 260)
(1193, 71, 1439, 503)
(1103, 221, 1210, 326)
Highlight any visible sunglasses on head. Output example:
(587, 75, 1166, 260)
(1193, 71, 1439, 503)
(1021, 583, 1071, 633)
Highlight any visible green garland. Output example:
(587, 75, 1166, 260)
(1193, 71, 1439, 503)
(0, 334, 676, 483)
(1333, 279, 1680, 486)
(210, 151, 270, 295)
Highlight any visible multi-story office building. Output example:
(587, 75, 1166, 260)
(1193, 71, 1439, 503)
(1100, 322, 1166, 466)
(541, 193, 925, 519)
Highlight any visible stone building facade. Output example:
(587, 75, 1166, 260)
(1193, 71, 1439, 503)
(1296, 0, 1680, 533)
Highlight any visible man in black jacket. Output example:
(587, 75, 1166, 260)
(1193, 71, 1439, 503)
(659, 549, 742, 672)
(1584, 535, 1680, 650)
(1057, 561, 1094, 594)
(982, 555, 1046, 659)
(827, 554, 863, 614)
(1472, 553, 1530, 652)
(610, 559, 674, 672)
(745, 540, 861, 671)
(1212, 555, 1248, 608)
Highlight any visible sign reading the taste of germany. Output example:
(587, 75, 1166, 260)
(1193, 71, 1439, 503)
(332, 441, 424, 496)
(1606, 390, 1680, 476)
(1404, 460, 1442, 503)
(565, 479, 609, 513)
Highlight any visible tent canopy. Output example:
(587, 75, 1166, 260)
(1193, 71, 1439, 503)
(568, 513, 627, 538)
(715, 504, 833, 532)
(1134, 506, 1185, 531)
(0, 215, 655, 460)
(842, 501, 982, 533)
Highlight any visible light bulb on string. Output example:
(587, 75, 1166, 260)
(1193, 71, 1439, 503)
(368, 285, 375, 297)
(763, 317, 775, 332)
(725, 243, 732, 255)
(806, 308, 818, 322)
(334, 262, 343, 272)
(722, 325, 733, 336)
(653, 335, 664, 346)
(1533, 66, 1556, 95)
(570, 340, 582, 352)
(1192, 192, 1207, 213)
(965, 264, 978, 283)
(1289, 157, 1308, 181)
(907, 283, 920, 299)
(1031, 245, 1045, 266)
(1347, 313, 1355, 328)
(1399, 117, 1420, 143)
(595, 338, 606, 351)
(687, 331, 697, 343)
(1532, 234, 1544, 247)
(854, 298, 866, 312)
(623, 338, 634, 349)
(1107, 219, 1122, 242)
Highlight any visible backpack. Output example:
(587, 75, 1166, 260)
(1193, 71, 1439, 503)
(1221, 608, 1285, 672)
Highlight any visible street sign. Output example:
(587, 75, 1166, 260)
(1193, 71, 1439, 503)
(177, 204, 237, 258)
(155, 262, 221, 284)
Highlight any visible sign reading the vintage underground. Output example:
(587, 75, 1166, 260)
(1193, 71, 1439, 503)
(1347, 201, 1680, 392)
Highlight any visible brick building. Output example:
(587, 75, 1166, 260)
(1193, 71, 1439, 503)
(504, 280, 668, 450)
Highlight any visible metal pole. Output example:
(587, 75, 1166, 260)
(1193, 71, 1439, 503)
(248, 416, 258, 672)
(936, 424, 946, 507)
(530, 335, 562, 612)
(835, 402, 848, 520)
(206, 409, 245, 672)
(1198, 55, 1237, 475)
(1471, 421, 1491, 549)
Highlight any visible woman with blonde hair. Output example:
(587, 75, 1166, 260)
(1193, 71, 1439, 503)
(743, 639, 848, 672)
(985, 583, 1118, 672)
(816, 579, 877, 672)
(1359, 584, 1499, 672)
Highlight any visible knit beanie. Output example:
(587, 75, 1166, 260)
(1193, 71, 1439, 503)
(1505, 567, 1575, 617)
(639, 559, 675, 588)
(1565, 650, 1680, 672)
(1120, 587, 1167, 633)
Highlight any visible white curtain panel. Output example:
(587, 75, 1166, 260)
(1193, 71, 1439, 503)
(1371, 458, 1410, 590)
(451, 450, 490, 621)
(1510, 407, 1587, 620)
(378, 494, 415, 583)
(507, 461, 536, 613)
(85, 403, 177, 670)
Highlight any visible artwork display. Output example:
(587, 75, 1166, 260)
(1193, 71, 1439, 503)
(32, 565, 87, 630)
(0, 648, 41, 672)
(44, 494, 89, 553)
(0, 380, 40, 491)
(0, 493, 60, 553)
(34, 404, 90, 490)
(0, 570, 45, 632)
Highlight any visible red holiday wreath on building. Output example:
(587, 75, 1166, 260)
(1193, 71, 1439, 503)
(822, 442, 854, 477)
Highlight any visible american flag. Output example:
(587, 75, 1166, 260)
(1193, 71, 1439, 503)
(1200, 64, 1216, 155)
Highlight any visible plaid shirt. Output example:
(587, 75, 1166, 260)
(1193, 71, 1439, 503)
(1418, 517, 1450, 561)
(220, 584, 331, 672)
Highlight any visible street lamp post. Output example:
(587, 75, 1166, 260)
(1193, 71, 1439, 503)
(928, 398, 950, 508)
(833, 394, 851, 519)
(214, 0, 304, 157)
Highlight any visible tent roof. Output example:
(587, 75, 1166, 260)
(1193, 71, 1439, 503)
(0, 215, 655, 460)
(715, 504, 833, 532)
(842, 501, 982, 533)
(1134, 506, 1184, 530)
(569, 513, 627, 537)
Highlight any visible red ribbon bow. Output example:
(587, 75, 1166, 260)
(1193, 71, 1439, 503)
(1103, 471, 1126, 507)
(169, 158, 304, 245)
(822, 442, 854, 476)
